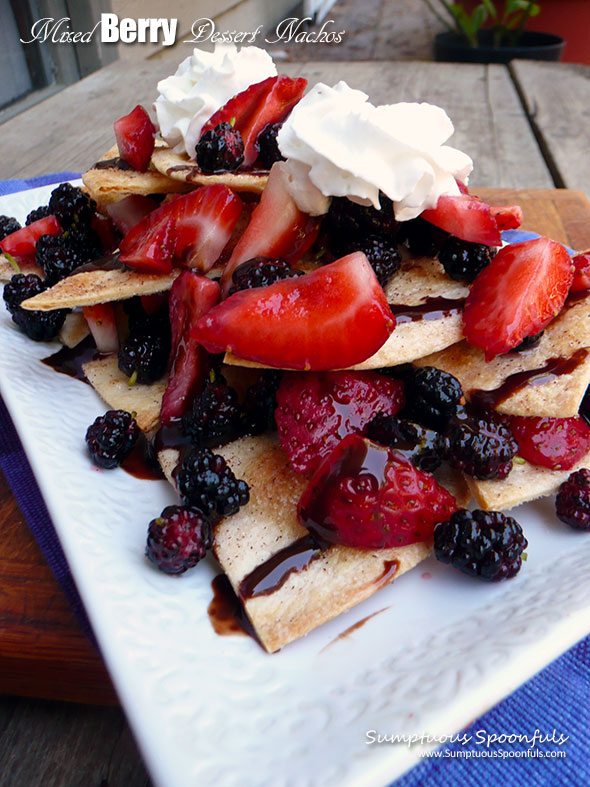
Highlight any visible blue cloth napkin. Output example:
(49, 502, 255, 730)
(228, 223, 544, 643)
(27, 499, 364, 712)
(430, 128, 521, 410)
(0, 175, 587, 784)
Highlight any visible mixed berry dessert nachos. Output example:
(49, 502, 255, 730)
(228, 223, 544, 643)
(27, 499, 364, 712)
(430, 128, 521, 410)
(1, 43, 589, 652)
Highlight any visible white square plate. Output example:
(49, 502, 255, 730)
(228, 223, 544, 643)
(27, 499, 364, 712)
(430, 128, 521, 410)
(1, 183, 589, 787)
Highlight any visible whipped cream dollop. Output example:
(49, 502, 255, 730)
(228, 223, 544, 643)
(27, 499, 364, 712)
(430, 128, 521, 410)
(278, 81, 473, 221)
(154, 44, 276, 157)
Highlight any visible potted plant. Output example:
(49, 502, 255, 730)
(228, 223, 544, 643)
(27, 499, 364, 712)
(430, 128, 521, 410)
(422, 1, 565, 63)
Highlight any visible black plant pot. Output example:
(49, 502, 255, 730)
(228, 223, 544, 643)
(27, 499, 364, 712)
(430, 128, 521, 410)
(433, 30, 565, 64)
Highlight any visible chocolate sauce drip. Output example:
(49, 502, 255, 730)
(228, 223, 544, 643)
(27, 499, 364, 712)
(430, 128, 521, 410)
(121, 433, 164, 481)
(390, 296, 465, 324)
(208, 574, 257, 639)
(75, 254, 125, 274)
(94, 156, 132, 171)
(166, 164, 268, 178)
(238, 535, 325, 601)
(470, 348, 590, 410)
(41, 336, 106, 383)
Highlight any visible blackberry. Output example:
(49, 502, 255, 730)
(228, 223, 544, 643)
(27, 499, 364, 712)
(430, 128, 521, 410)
(85, 409, 139, 469)
(182, 373, 242, 448)
(445, 409, 517, 480)
(509, 331, 544, 353)
(3, 274, 66, 341)
(196, 122, 244, 173)
(176, 447, 250, 521)
(65, 224, 102, 261)
(398, 217, 448, 257)
(438, 236, 496, 282)
(35, 234, 83, 285)
(228, 256, 303, 296)
(118, 326, 170, 385)
(342, 235, 401, 287)
(555, 468, 590, 531)
(365, 414, 445, 472)
(0, 215, 21, 241)
(48, 182, 96, 229)
(402, 365, 464, 431)
(434, 509, 528, 581)
(326, 194, 398, 254)
(256, 122, 285, 168)
(25, 206, 51, 225)
(241, 370, 282, 435)
(146, 505, 210, 574)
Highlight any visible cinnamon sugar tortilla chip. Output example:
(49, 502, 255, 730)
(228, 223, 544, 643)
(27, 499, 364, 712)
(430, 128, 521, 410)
(0, 253, 43, 282)
(82, 144, 191, 211)
(158, 433, 470, 653)
(151, 145, 268, 194)
(224, 256, 469, 370)
(415, 293, 590, 417)
(466, 450, 590, 511)
(20, 268, 180, 311)
(83, 354, 166, 433)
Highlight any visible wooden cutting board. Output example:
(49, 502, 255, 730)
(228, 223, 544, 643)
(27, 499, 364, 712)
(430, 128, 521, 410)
(1, 188, 589, 706)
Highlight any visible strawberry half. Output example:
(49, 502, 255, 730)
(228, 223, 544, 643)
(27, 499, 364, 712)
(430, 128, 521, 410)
(508, 415, 590, 471)
(106, 194, 159, 236)
(82, 303, 119, 353)
(275, 371, 405, 474)
(298, 434, 457, 549)
(571, 251, 590, 294)
(114, 105, 156, 171)
(119, 186, 242, 274)
(195, 252, 395, 371)
(160, 271, 221, 425)
(463, 237, 574, 360)
(220, 161, 320, 294)
(421, 194, 521, 246)
(201, 75, 306, 167)
(0, 215, 61, 260)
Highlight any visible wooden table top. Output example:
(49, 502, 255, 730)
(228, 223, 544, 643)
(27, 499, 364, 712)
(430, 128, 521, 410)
(1, 56, 589, 785)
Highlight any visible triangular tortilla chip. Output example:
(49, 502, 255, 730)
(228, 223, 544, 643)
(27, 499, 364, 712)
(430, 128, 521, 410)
(416, 293, 590, 417)
(59, 312, 90, 349)
(0, 253, 43, 282)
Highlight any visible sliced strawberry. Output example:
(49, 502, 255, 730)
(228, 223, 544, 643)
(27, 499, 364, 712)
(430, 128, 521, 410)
(489, 204, 523, 231)
(220, 162, 320, 294)
(298, 434, 457, 549)
(508, 415, 590, 471)
(0, 215, 61, 259)
(82, 304, 119, 353)
(119, 186, 242, 274)
(160, 272, 220, 425)
(463, 237, 574, 360)
(201, 76, 306, 167)
(275, 371, 405, 474)
(421, 194, 516, 246)
(106, 195, 159, 236)
(196, 252, 395, 371)
(571, 251, 590, 293)
(90, 214, 119, 255)
(114, 105, 156, 171)
(141, 293, 169, 316)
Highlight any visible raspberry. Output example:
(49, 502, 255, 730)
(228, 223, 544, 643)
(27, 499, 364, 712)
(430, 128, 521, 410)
(438, 236, 496, 282)
(298, 434, 457, 549)
(256, 122, 285, 168)
(146, 505, 210, 574)
(35, 234, 83, 285)
(0, 215, 22, 240)
(445, 409, 517, 480)
(196, 122, 244, 173)
(342, 235, 401, 287)
(402, 365, 464, 431)
(434, 509, 528, 581)
(3, 274, 67, 341)
(227, 257, 303, 296)
(176, 447, 250, 521)
(365, 414, 445, 472)
(555, 468, 590, 531)
(85, 409, 139, 469)
(25, 206, 51, 225)
(48, 182, 96, 229)
(182, 373, 242, 448)
(276, 370, 406, 473)
(241, 370, 282, 435)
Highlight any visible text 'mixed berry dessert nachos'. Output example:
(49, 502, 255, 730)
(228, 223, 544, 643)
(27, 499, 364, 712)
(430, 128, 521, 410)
(1, 43, 589, 652)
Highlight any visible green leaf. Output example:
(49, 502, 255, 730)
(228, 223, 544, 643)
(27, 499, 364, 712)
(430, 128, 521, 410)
(471, 4, 488, 33)
(480, 0, 498, 20)
(3, 251, 20, 273)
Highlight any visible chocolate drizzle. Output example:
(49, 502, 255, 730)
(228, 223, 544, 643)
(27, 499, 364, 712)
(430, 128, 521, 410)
(390, 296, 465, 324)
(208, 574, 257, 639)
(93, 156, 132, 171)
(238, 535, 325, 601)
(75, 254, 125, 274)
(41, 336, 107, 383)
(121, 433, 164, 481)
(470, 348, 590, 410)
